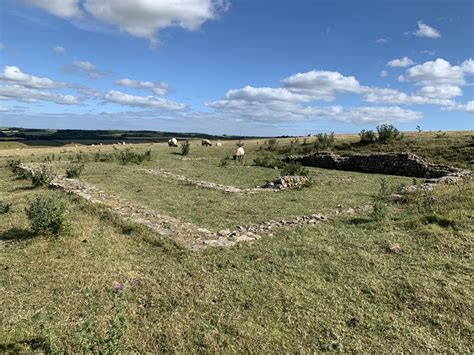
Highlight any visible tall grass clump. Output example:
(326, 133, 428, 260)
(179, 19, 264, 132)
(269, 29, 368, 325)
(254, 154, 285, 169)
(314, 132, 335, 150)
(66, 163, 85, 178)
(74, 287, 128, 353)
(267, 138, 278, 151)
(371, 178, 390, 221)
(26, 193, 68, 236)
(117, 149, 152, 165)
(181, 141, 190, 156)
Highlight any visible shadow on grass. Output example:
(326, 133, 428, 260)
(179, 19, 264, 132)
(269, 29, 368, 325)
(0, 337, 50, 353)
(11, 185, 35, 192)
(0, 228, 35, 242)
(346, 217, 373, 225)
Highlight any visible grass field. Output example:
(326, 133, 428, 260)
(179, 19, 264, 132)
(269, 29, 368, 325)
(1, 131, 473, 352)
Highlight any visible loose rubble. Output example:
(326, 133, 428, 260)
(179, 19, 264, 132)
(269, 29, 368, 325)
(263, 175, 309, 190)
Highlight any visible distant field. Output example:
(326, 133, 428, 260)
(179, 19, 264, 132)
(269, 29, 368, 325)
(1, 131, 473, 352)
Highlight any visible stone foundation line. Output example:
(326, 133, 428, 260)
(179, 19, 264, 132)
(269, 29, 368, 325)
(18, 163, 359, 251)
(138, 168, 309, 193)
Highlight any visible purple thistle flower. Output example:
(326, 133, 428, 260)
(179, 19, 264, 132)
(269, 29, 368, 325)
(113, 282, 123, 293)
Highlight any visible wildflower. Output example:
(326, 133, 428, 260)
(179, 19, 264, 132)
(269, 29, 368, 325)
(113, 282, 123, 293)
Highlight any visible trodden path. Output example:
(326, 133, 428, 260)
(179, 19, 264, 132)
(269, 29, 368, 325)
(19, 163, 371, 251)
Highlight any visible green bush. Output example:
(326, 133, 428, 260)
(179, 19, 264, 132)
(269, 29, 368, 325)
(377, 124, 401, 142)
(66, 163, 85, 178)
(0, 201, 12, 214)
(7, 159, 32, 179)
(280, 161, 309, 176)
(314, 132, 335, 150)
(181, 141, 190, 156)
(26, 193, 67, 235)
(359, 129, 376, 144)
(117, 149, 151, 165)
(267, 138, 278, 151)
(254, 155, 285, 169)
(32, 165, 56, 188)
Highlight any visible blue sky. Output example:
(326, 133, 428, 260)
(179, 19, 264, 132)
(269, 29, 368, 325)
(0, 0, 473, 135)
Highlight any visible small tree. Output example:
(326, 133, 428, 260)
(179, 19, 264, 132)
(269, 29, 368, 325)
(377, 124, 401, 142)
(416, 125, 422, 133)
(181, 141, 190, 156)
(359, 129, 376, 144)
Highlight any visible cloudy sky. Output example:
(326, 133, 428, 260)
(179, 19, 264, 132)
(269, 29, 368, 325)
(0, 0, 473, 135)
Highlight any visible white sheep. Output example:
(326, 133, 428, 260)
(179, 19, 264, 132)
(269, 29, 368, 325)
(168, 138, 178, 147)
(233, 147, 245, 162)
(202, 139, 212, 147)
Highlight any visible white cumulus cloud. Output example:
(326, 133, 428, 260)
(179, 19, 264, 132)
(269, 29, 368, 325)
(0, 85, 79, 105)
(64, 60, 107, 79)
(282, 70, 365, 101)
(104, 90, 186, 110)
(399, 58, 473, 86)
(387, 57, 415, 68)
(53, 46, 66, 54)
(115, 78, 169, 96)
(443, 101, 474, 113)
(24, 0, 82, 17)
(410, 21, 441, 38)
(0, 66, 63, 89)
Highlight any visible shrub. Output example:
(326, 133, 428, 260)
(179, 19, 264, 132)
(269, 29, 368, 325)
(371, 178, 391, 221)
(66, 163, 85, 178)
(7, 159, 30, 179)
(181, 141, 190, 156)
(267, 138, 278, 151)
(254, 155, 285, 169)
(371, 200, 389, 221)
(26, 193, 67, 235)
(359, 129, 376, 144)
(32, 165, 56, 188)
(219, 155, 231, 167)
(7, 159, 21, 172)
(377, 124, 401, 142)
(314, 132, 335, 150)
(117, 149, 151, 165)
(0, 201, 12, 214)
(280, 161, 309, 176)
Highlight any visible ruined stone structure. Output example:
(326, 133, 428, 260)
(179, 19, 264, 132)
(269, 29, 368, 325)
(284, 152, 471, 179)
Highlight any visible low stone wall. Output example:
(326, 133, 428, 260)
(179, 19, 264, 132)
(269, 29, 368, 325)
(284, 152, 470, 179)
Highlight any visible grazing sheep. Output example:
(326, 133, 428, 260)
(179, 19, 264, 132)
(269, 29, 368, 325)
(233, 147, 245, 162)
(168, 138, 178, 147)
(216, 141, 222, 147)
(202, 139, 212, 147)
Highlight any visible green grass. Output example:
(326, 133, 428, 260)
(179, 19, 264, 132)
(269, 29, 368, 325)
(1, 132, 473, 352)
